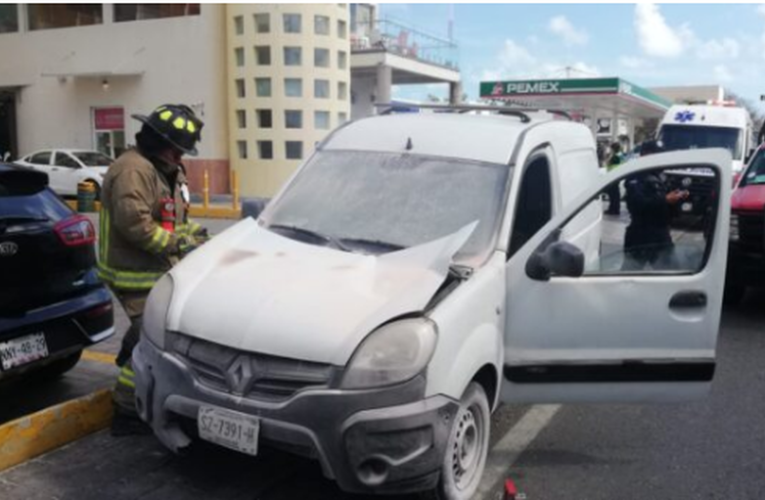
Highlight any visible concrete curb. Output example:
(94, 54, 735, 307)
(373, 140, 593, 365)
(0, 389, 113, 472)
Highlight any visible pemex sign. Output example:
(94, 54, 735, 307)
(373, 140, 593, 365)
(481, 78, 623, 98)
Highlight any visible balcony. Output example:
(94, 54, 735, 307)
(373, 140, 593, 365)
(351, 19, 458, 71)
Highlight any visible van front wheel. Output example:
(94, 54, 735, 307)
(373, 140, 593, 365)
(427, 382, 490, 500)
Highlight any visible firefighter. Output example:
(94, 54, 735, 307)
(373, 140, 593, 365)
(98, 104, 206, 435)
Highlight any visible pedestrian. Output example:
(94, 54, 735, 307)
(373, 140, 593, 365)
(621, 139, 688, 270)
(98, 104, 207, 435)
(605, 142, 623, 216)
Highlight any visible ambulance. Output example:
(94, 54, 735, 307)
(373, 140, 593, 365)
(657, 102, 754, 216)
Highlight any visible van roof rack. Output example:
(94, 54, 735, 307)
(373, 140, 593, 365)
(374, 103, 573, 122)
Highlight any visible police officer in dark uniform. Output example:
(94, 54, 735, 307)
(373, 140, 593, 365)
(622, 140, 689, 270)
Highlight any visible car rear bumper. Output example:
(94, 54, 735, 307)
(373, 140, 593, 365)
(0, 285, 114, 380)
(133, 337, 459, 495)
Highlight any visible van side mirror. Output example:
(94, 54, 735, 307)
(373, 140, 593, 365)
(526, 241, 585, 281)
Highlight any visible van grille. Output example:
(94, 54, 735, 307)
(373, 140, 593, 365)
(169, 333, 339, 401)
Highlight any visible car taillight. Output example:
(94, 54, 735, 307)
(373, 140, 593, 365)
(54, 215, 96, 246)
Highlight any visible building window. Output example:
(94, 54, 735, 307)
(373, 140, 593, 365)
(114, 4, 200, 23)
(0, 5, 19, 33)
(258, 141, 274, 160)
(236, 110, 247, 129)
(314, 15, 329, 35)
(315, 111, 330, 130)
(237, 141, 248, 160)
(337, 19, 347, 39)
(283, 13, 301, 33)
(28, 4, 103, 30)
(283, 46, 302, 66)
(338, 51, 347, 69)
(254, 13, 269, 33)
(314, 48, 330, 68)
(284, 78, 302, 97)
(256, 109, 273, 128)
(338, 112, 348, 124)
(338, 81, 348, 100)
(255, 46, 271, 65)
(255, 78, 272, 97)
(314, 79, 330, 99)
(234, 15, 243, 35)
(285, 110, 303, 129)
(234, 47, 244, 67)
(285, 141, 303, 160)
(235, 79, 245, 98)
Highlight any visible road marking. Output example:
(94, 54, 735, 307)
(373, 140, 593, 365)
(82, 350, 117, 365)
(474, 404, 561, 500)
(0, 389, 113, 473)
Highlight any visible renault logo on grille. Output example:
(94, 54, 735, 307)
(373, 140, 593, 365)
(0, 242, 18, 257)
(225, 355, 257, 396)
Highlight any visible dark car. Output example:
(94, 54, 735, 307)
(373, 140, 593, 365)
(0, 164, 114, 381)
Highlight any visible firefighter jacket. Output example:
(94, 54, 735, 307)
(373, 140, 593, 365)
(97, 148, 202, 291)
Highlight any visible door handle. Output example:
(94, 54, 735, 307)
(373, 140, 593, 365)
(669, 291, 707, 309)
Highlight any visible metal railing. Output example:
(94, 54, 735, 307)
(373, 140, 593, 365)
(351, 19, 459, 70)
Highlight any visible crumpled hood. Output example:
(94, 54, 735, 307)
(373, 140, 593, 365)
(166, 219, 474, 365)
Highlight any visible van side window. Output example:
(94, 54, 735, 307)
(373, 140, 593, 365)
(508, 156, 552, 258)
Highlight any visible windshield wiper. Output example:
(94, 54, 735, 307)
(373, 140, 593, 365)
(268, 224, 350, 252)
(338, 237, 405, 253)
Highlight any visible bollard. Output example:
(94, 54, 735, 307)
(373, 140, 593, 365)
(231, 169, 239, 211)
(76, 181, 97, 213)
(203, 170, 210, 209)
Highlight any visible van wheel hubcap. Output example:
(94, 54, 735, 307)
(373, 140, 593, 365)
(451, 406, 482, 490)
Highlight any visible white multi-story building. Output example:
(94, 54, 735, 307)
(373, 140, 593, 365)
(0, 4, 462, 197)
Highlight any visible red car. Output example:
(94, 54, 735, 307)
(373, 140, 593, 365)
(726, 145, 765, 303)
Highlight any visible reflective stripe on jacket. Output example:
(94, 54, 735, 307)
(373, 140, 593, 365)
(98, 149, 192, 291)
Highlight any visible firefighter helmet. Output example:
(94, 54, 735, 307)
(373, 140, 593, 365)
(132, 104, 204, 156)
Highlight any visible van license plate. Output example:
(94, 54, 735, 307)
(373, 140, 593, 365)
(681, 202, 693, 212)
(0, 333, 49, 371)
(198, 406, 259, 456)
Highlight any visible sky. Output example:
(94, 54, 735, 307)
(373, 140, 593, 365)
(378, 3, 765, 113)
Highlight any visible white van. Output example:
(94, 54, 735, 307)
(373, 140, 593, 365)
(132, 113, 731, 500)
(658, 103, 754, 173)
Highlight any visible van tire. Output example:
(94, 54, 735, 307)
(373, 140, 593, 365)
(424, 382, 490, 500)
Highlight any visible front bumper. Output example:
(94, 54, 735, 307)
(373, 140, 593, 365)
(132, 337, 459, 495)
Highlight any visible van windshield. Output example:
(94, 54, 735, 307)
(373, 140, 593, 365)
(659, 124, 742, 160)
(263, 150, 511, 265)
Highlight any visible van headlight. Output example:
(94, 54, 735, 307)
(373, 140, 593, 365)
(730, 213, 739, 242)
(143, 275, 174, 348)
(341, 318, 438, 389)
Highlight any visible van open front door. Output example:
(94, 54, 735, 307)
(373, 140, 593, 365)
(502, 149, 731, 404)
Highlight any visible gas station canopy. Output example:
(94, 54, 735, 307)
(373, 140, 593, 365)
(479, 77, 671, 120)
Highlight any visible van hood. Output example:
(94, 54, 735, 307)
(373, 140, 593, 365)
(166, 218, 475, 365)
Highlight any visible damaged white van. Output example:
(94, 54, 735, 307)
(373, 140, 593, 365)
(133, 111, 731, 500)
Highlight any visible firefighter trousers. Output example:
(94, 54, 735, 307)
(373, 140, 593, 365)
(113, 291, 148, 416)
